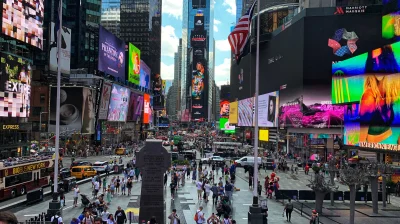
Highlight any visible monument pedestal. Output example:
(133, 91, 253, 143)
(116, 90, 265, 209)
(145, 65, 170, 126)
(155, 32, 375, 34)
(248, 197, 267, 224)
(47, 193, 62, 217)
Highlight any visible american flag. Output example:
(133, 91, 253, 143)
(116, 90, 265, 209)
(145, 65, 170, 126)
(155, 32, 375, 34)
(228, 0, 257, 63)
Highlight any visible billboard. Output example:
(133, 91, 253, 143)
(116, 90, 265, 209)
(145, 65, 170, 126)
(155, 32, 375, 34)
(98, 81, 112, 120)
(152, 73, 162, 95)
(2, 0, 44, 49)
(194, 16, 204, 31)
(128, 43, 141, 85)
(220, 99, 230, 118)
(229, 101, 238, 124)
(259, 130, 269, 141)
(140, 60, 151, 89)
(333, 42, 400, 149)
(258, 92, 279, 127)
(81, 88, 96, 134)
(191, 31, 206, 48)
(49, 87, 83, 134)
(107, 84, 130, 122)
(192, 0, 206, 9)
(143, 93, 150, 124)
(192, 48, 207, 120)
(98, 26, 126, 80)
(49, 22, 71, 74)
(238, 97, 254, 127)
(0, 54, 31, 117)
(127, 92, 143, 121)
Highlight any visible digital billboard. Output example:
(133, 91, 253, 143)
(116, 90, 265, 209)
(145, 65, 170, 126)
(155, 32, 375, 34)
(192, 0, 206, 9)
(49, 22, 71, 74)
(98, 26, 126, 80)
(81, 88, 96, 134)
(229, 101, 238, 124)
(258, 92, 279, 127)
(259, 130, 269, 141)
(140, 60, 151, 89)
(333, 41, 400, 150)
(152, 73, 162, 95)
(194, 16, 204, 31)
(127, 92, 143, 122)
(0, 54, 31, 117)
(107, 84, 130, 122)
(192, 48, 207, 120)
(143, 93, 150, 124)
(191, 31, 206, 48)
(128, 43, 141, 85)
(2, 0, 44, 49)
(98, 81, 112, 120)
(238, 97, 254, 127)
(220, 100, 229, 118)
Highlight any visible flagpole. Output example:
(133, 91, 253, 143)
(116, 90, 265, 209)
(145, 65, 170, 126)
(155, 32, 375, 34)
(53, 0, 62, 196)
(252, 0, 260, 206)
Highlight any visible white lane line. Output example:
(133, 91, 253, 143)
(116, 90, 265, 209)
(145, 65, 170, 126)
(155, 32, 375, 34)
(242, 204, 252, 205)
(62, 203, 81, 210)
(24, 214, 39, 217)
(242, 218, 248, 220)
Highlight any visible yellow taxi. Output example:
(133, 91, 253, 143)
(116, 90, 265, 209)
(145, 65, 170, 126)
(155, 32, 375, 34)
(70, 166, 97, 179)
(115, 148, 126, 155)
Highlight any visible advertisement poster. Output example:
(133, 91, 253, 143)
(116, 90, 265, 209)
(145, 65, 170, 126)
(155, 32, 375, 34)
(128, 43, 141, 85)
(127, 92, 143, 121)
(194, 16, 204, 31)
(140, 60, 151, 89)
(278, 86, 302, 129)
(333, 41, 400, 149)
(98, 26, 126, 80)
(0, 53, 31, 117)
(152, 73, 162, 94)
(238, 98, 254, 127)
(192, 0, 206, 8)
(2, 0, 44, 49)
(191, 31, 206, 48)
(107, 84, 130, 122)
(81, 88, 96, 134)
(258, 92, 279, 127)
(143, 94, 150, 124)
(49, 87, 83, 134)
(49, 22, 71, 74)
(220, 100, 230, 118)
(192, 48, 207, 120)
(229, 101, 238, 124)
(98, 81, 112, 120)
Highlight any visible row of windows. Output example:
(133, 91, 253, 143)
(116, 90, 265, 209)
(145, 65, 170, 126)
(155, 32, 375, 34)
(5, 172, 32, 187)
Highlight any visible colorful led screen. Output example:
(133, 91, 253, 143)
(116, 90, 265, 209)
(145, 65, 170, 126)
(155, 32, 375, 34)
(139, 60, 151, 89)
(220, 99, 229, 118)
(258, 92, 279, 127)
(382, 13, 400, 40)
(238, 97, 254, 127)
(128, 43, 141, 85)
(333, 42, 400, 150)
(107, 84, 130, 122)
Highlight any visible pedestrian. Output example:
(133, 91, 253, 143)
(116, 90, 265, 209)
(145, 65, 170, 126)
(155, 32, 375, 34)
(106, 185, 112, 205)
(305, 164, 310, 175)
(310, 210, 318, 224)
(51, 211, 63, 224)
(115, 176, 121, 195)
(167, 209, 180, 224)
(249, 175, 253, 189)
(73, 184, 80, 207)
(129, 168, 135, 180)
(92, 176, 96, 189)
(107, 214, 116, 224)
(195, 206, 205, 224)
(81, 212, 94, 224)
(71, 218, 80, 224)
(164, 172, 168, 188)
(224, 181, 233, 203)
(204, 180, 211, 203)
(192, 169, 197, 183)
(257, 181, 262, 196)
(284, 198, 294, 222)
(211, 183, 219, 205)
(0, 212, 18, 224)
(148, 216, 158, 224)
(135, 167, 140, 181)
(110, 178, 115, 197)
(196, 179, 203, 201)
(222, 214, 232, 224)
(94, 179, 100, 198)
(127, 178, 133, 196)
(94, 217, 102, 224)
(207, 213, 220, 224)
(103, 177, 107, 193)
(121, 178, 126, 195)
(170, 180, 177, 201)
(114, 206, 127, 224)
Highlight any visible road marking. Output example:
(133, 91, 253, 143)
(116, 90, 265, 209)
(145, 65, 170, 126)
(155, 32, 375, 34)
(242, 204, 252, 205)
(242, 218, 248, 220)
(23, 214, 38, 217)
(62, 203, 81, 210)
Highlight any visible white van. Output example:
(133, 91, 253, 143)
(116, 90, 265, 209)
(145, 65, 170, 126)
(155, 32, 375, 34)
(235, 156, 262, 167)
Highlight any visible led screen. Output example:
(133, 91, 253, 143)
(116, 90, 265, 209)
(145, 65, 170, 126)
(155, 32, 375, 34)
(98, 81, 112, 120)
(107, 84, 130, 122)
(98, 26, 126, 80)
(143, 93, 150, 124)
(259, 130, 269, 141)
(220, 99, 229, 118)
(333, 42, 400, 149)
(127, 92, 143, 121)
(2, 0, 44, 49)
(49, 22, 71, 74)
(128, 43, 141, 85)
(238, 97, 254, 127)
(0, 53, 31, 117)
(258, 92, 279, 127)
(229, 101, 238, 124)
(192, 48, 207, 120)
(140, 60, 151, 89)
(382, 13, 400, 40)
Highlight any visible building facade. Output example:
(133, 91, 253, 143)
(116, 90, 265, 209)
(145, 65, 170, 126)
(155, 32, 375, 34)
(101, 0, 120, 37)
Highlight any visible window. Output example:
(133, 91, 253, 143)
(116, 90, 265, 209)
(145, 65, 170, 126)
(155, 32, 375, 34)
(5, 172, 32, 187)
(40, 94, 46, 104)
(72, 168, 81, 172)
(40, 167, 53, 178)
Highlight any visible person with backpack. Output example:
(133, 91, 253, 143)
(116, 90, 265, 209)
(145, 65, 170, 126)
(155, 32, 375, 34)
(194, 206, 205, 224)
(114, 206, 127, 224)
(51, 211, 63, 224)
(224, 181, 233, 203)
(81, 212, 94, 224)
(284, 198, 294, 222)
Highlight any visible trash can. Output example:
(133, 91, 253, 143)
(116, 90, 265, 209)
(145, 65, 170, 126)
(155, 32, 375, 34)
(62, 177, 77, 192)
(26, 188, 43, 205)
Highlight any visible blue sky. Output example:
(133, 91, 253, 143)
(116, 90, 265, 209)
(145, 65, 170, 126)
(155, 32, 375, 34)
(161, 0, 236, 86)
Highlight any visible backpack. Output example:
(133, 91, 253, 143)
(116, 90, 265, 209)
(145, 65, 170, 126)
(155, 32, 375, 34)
(51, 216, 59, 224)
(194, 211, 199, 222)
(225, 184, 232, 191)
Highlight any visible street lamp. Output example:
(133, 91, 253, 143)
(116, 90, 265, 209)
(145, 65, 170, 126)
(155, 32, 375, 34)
(39, 111, 48, 149)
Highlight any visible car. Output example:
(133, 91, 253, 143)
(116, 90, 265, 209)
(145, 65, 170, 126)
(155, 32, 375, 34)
(70, 161, 92, 168)
(201, 156, 225, 164)
(59, 167, 71, 179)
(163, 141, 170, 146)
(92, 161, 111, 173)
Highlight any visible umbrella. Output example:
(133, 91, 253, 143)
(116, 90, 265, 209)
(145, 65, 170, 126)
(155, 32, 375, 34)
(310, 154, 319, 161)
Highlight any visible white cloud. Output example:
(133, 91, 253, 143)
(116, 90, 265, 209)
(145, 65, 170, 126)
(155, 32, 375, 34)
(223, 0, 236, 15)
(215, 58, 231, 87)
(161, 62, 174, 80)
(215, 39, 231, 52)
(162, 1, 183, 20)
(161, 25, 179, 58)
(214, 19, 221, 32)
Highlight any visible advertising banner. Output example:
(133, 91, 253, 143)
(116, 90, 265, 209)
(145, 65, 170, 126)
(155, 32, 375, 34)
(107, 84, 130, 122)
(162, 80, 166, 95)
(49, 87, 83, 134)
(2, 0, 44, 49)
(333, 41, 400, 150)
(152, 73, 162, 95)
(0, 53, 31, 117)
(191, 31, 206, 48)
(81, 88, 96, 134)
(259, 130, 269, 141)
(50, 22, 71, 74)
(258, 92, 279, 127)
(192, 0, 206, 8)
(127, 92, 143, 121)
(229, 101, 238, 124)
(143, 94, 150, 124)
(98, 81, 112, 120)
(238, 98, 254, 127)
(98, 26, 126, 80)
(140, 60, 151, 89)
(192, 48, 207, 120)
(128, 43, 141, 85)
(194, 16, 204, 31)
(220, 99, 230, 118)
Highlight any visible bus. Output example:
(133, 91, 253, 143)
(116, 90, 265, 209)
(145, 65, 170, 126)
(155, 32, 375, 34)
(0, 156, 54, 199)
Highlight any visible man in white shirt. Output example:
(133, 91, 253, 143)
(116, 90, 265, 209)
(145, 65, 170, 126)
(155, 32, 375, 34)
(196, 206, 205, 224)
(204, 181, 211, 203)
(101, 208, 110, 224)
(196, 181, 203, 200)
(73, 184, 80, 207)
(51, 212, 63, 224)
(94, 180, 100, 198)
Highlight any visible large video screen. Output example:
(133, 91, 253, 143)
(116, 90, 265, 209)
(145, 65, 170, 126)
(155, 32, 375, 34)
(258, 92, 279, 127)
(49, 22, 71, 74)
(238, 97, 254, 127)
(0, 54, 31, 117)
(333, 42, 400, 149)
(128, 43, 141, 85)
(98, 26, 126, 80)
(2, 0, 44, 49)
(192, 48, 207, 120)
(143, 93, 150, 124)
(107, 84, 130, 122)
(220, 99, 229, 118)
(140, 60, 151, 89)
(98, 81, 112, 120)
(127, 92, 143, 121)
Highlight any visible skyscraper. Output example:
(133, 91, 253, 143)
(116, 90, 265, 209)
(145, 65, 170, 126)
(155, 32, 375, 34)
(101, 0, 120, 37)
(236, 0, 243, 22)
(181, 0, 215, 121)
